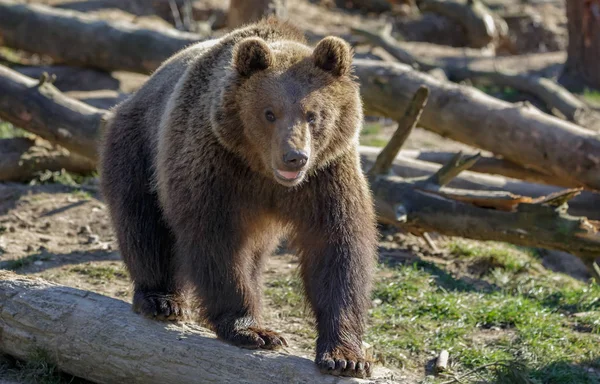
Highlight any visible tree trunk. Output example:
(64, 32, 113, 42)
(561, 0, 600, 90)
(228, 0, 287, 29)
(0, 271, 391, 384)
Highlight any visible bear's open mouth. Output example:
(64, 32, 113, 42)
(274, 169, 304, 183)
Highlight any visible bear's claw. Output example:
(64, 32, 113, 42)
(316, 346, 372, 378)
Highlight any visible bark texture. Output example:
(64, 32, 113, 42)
(0, 271, 393, 384)
(562, 0, 600, 89)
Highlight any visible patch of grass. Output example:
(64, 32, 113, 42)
(71, 263, 128, 283)
(262, 241, 599, 383)
(264, 275, 307, 318)
(359, 136, 389, 147)
(361, 122, 383, 136)
(365, 260, 600, 382)
(0, 348, 77, 384)
(29, 170, 98, 187)
(1, 253, 52, 270)
(448, 240, 533, 276)
(583, 88, 600, 104)
(72, 189, 92, 200)
(0, 120, 29, 139)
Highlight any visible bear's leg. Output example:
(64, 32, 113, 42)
(294, 229, 376, 378)
(175, 218, 287, 350)
(101, 126, 184, 321)
(289, 175, 377, 378)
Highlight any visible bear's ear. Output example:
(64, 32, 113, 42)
(233, 37, 275, 77)
(312, 36, 352, 77)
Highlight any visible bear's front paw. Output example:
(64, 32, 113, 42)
(220, 326, 288, 350)
(316, 345, 372, 378)
(132, 291, 187, 321)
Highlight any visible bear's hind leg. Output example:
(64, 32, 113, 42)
(101, 121, 185, 321)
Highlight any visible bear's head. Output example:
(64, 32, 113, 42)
(212, 35, 362, 187)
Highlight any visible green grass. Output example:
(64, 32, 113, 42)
(359, 122, 389, 147)
(0, 120, 28, 138)
(0, 348, 77, 384)
(367, 262, 600, 382)
(264, 243, 600, 383)
(1, 253, 52, 270)
(71, 263, 128, 282)
(361, 123, 383, 136)
(359, 137, 389, 147)
(29, 169, 98, 187)
(583, 89, 600, 104)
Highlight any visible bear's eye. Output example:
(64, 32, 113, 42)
(265, 110, 276, 122)
(306, 112, 317, 124)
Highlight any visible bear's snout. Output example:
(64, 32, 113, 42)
(282, 150, 308, 170)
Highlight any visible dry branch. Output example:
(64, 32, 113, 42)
(368, 86, 429, 176)
(368, 170, 600, 265)
(0, 138, 96, 182)
(359, 147, 600, 220)
(0, 65, 108, 161)
(400, 149, 565, 187)
(0, 271, 393, 384)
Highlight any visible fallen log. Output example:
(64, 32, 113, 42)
(0, 65, 598, 267)
(0, 137, 96, 182)
(0, 0, 206, 73)
(13, 65, 120, 92)
(359, 147, 600, 220)
(0, 66, 108, 161)
(354, 60, 600, 190)
(419, 0, 508, 49)
(0, 271, 393, 384)
(353, 26, 598, 128)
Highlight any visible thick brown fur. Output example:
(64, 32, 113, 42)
(100, 18, 377, 378)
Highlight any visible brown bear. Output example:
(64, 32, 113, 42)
(100, 18, 377, 378)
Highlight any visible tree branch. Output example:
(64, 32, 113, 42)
(368, 86, 429, 176)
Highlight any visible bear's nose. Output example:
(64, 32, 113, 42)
(282, 150, 308, 169)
